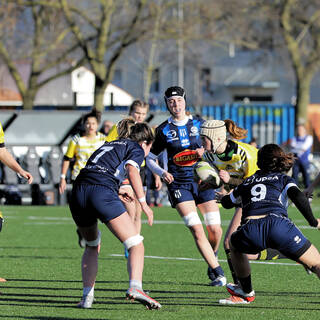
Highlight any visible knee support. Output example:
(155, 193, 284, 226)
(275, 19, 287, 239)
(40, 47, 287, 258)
(183, 212, 202, 227)
(123, 234, 144, 250)
(85, 230, 101, 247)
(203, 211, 221, 226)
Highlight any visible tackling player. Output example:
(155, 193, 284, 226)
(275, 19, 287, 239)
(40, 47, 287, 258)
(218, 144, 320, 304)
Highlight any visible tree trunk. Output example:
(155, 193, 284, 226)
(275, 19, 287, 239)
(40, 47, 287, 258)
(295, 73, 312, 125)
(22, 89, 37, 110)
(93, 77, 108, 112)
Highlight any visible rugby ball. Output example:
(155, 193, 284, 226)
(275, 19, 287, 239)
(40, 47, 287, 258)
(193, 161, 222, 189)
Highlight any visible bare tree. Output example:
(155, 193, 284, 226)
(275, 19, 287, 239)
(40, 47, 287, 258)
(219, 0, 320, 124)
(278, 0, 320, 124)
(0, 0, 84, 109)
(59, 0, 152, 111)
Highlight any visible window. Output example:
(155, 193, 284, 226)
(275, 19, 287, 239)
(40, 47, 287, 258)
(200, 68, 213, 95)
(150, 68, 160, 93)
(113, 69, 122, 87)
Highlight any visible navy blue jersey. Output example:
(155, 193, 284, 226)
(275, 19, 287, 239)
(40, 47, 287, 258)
(151, 115, 203, 183)
(230, 170, 297, 220)
(75, 139, 144, 190)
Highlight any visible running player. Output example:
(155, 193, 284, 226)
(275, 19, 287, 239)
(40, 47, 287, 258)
(218, 144, 320, 304)
(69, 122, 161, 309)
(147, 86, 226, 286)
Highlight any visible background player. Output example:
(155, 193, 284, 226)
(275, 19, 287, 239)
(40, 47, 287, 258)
(59, 108, 106, 247)
(218, 144, 320, 305)
(106, 100, 160, 258)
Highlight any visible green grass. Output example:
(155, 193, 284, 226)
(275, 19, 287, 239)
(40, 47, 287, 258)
(0, 199, 320, 320)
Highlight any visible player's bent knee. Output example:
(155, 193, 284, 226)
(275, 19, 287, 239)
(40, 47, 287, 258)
(183, 212, 202, 227)
(123, 234, 144, 250)
(85, 231, 101, 247)
(203, 211, 221, 226)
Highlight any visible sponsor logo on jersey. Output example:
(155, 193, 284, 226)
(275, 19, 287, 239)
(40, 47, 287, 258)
(173, 149, 199, 166)
(190, 126, 199, 136)
(179, 128, 187, 137)
(166, 130, 177, 139)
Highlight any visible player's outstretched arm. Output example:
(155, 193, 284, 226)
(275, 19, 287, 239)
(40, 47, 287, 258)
(0, 147, 33, 184)
(288, 186, 319, 228)
(127, 164, 154, 226)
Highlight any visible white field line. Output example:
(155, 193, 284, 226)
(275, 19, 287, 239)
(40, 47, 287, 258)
(0, 215, 314, 229)
(109, 254, 304, 267)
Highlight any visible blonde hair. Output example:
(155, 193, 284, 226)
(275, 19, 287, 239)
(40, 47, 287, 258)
(224, 119, 247, 140)
(129, 100, 149, 115)
(117, 117, 136, 139)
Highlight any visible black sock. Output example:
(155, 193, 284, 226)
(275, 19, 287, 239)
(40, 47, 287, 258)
(225, 248, 239, 284)
(238, 275, 252, 293)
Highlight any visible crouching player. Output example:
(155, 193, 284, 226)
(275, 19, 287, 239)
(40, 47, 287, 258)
(69, 123, 161, 310)
(218, 144, 320, 305)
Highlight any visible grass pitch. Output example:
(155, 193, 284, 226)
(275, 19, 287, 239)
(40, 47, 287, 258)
(0, 199, 319, 320)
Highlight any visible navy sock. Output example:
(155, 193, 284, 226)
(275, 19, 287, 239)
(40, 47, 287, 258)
(213, 266, 224, 277)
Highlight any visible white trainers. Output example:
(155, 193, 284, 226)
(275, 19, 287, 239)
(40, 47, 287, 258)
(219, 295, 250, 305)
(77, 294, 94, 308)
(126, 287, 161, 310)
(209, 275, 226, 287)
(226, 283, 255, 302)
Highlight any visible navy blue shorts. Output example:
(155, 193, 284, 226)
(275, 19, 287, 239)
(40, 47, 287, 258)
(231, 213, 311, 260)
(167, 181, 215, 208)
(69, 183, 126, 227)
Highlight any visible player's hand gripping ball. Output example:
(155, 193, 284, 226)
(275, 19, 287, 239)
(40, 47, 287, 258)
(194, 161, 222, 189)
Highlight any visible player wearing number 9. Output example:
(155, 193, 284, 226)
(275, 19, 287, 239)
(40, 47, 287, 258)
(69, 123, 161, 309)
(218, 144, 320, 305)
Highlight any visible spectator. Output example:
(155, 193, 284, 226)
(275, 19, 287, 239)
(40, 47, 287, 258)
(290, 123, 313, 188)
(249, 137, 258, 148)
(100, 120, 114, 136)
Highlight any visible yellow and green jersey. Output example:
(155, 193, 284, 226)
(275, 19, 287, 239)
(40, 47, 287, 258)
(64, 132, 106, 180)
(203, 140, 258, 182)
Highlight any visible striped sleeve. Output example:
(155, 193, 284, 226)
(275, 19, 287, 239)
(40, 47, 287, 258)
(64, 134, 79, 160)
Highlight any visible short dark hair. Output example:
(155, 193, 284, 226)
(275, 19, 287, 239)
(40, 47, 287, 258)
(83, 108, 101, 124)
(257, 144, 294, 173)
